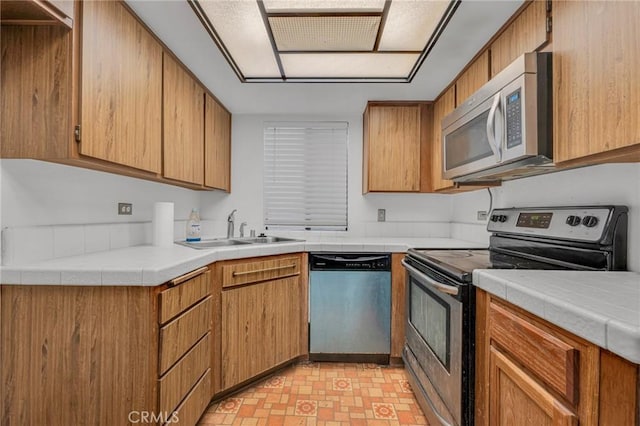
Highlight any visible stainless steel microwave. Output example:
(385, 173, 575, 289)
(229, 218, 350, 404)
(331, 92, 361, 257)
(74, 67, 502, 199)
(442, 52, 553, 182)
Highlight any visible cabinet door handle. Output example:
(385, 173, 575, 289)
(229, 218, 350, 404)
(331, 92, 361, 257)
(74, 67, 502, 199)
(170, 266, 209, 286)
(232, 264, 297, 277)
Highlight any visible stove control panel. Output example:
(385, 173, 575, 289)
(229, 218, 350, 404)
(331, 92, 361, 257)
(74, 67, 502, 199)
(487, 207, 615, 242)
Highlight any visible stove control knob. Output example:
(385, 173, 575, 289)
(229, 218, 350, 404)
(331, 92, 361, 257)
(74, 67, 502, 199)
(498, 215, 508, 223)
(490, 214, 499, 222)
(566, 215, 581, 226)
(583, 215, 599, 228)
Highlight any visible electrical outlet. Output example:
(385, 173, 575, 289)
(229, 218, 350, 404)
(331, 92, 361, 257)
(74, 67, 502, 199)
(118, 203, 133, 215)
(377, 209, 386, 222)
(477, 210, 488, 221)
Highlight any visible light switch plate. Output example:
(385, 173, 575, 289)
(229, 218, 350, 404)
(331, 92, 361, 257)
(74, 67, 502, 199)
(377, 209, 386, 222)
(118, 203, 133, 215)
(477, 210, 488, 221)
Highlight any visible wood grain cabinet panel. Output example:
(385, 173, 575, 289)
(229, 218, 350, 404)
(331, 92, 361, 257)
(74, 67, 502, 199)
(0, 0, 73, 27)
(219, 254, 306, 391)
(222, 256, 301, 288)
(363, 102, 431, 193)
(170, 369, 212, 426)
(455, 51, 490, 106)
(490, 0, 549, 77)
(489, 346, 578, 426)
(431, 87, 456, 192)
(163, 53, 205, 185)
(80, 0, 163, 173)
(205, 94, 231, 191)
(476, 290, 639, 426)
(0, 285, 159, 425)
(553, 0, 640, 165)
(222, 276, 303, 389)
(1, 25, 72, 159)
(159, 269, 210, 324)
(159, 296, 212, 375)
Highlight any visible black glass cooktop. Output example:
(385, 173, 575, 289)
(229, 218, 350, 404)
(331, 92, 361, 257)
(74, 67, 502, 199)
(407, 248, 569, 283)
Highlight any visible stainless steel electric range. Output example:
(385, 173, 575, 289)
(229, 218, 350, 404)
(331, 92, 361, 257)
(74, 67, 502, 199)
(402, 205, 629, 426)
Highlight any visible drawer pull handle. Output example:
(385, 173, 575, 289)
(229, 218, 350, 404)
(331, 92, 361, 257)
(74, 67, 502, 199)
(170, 266, 209, 286)
(232, 264, 297, 277)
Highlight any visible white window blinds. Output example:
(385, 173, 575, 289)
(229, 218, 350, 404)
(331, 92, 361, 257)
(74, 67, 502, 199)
(264, 121, 348, 230)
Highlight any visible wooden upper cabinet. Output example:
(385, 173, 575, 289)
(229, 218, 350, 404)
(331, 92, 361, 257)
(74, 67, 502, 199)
(1, 0, 74, 27)
(431, 87, 456, 192)
(80, 0, 162, 173)
(163, 53, 205, 185)
(363, 102, 431, 193)
(456, 51, 490, 106)
(553, 0, 640, 165)
(204, 94, 231, 191)
(490, 0, 549, 77)
(1, 25, 72, 159)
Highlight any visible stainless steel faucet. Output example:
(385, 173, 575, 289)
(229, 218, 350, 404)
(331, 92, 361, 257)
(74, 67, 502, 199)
(227, 209, 237, 238)
(239, 222, 247, 238)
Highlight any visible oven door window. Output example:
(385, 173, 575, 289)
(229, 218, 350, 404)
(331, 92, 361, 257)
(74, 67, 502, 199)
(410, 279, 450, 370)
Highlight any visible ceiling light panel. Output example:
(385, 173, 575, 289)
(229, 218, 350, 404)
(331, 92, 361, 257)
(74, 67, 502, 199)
(263, 0, 386, 13)
(280, 53, 420, 78)
(269, 16, 381, 51)
(378, 0, 451, 51)
(198, 1, 281, 78)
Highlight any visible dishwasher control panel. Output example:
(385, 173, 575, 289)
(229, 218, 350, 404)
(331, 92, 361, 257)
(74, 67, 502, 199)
(310, 253, 391, 271)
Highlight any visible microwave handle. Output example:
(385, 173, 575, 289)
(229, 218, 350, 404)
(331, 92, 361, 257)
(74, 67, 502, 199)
(486, 93, 502, 161)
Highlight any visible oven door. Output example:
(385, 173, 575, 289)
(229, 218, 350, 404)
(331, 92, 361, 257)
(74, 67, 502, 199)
(402, 259, 463, 425)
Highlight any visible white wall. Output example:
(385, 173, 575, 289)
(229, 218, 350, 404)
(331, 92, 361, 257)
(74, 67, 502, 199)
(0, 160, 201, 264)
(198, 114, 453, 239)
(452, 163, 640, 271)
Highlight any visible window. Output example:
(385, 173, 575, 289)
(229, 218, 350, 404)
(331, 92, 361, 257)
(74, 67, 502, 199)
(264, 121, 348, 230)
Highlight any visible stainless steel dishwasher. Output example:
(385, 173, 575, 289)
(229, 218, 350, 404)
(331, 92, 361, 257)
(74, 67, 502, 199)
(309, 253, 391, 363)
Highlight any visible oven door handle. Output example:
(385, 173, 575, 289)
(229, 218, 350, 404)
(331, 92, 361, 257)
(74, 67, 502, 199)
(401, 259, 459, 296)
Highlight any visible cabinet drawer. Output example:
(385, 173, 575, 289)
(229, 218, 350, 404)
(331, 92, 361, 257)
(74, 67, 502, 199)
(159, 296, 212, 375)
(166, 369, 212, 426)
(489, 302, 578, 403)
(159, 333, 211, 415)
(159, 268, 210, 324)
(222, 256, 300, 288)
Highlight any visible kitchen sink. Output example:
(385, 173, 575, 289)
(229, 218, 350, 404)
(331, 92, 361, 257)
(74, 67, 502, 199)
(176, 236, 301, 249)
(237, 236, 298, 244)
(176, 239, 253, 249)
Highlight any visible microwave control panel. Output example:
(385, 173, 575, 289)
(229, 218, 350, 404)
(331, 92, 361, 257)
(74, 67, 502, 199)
(505, 89, 522, 148)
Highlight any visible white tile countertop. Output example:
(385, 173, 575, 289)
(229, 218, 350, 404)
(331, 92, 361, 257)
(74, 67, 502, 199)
(0, 237, 482, 287)
(474, 269, 640, 364)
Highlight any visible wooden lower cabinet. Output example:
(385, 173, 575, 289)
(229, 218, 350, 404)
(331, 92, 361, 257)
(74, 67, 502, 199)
(0, 267, 214, 426)
(214, 253, 307, 392)
(476, 289, 638, 426)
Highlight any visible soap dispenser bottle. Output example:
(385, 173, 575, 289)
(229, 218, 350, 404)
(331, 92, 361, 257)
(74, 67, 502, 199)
(186, 208, 201, 242)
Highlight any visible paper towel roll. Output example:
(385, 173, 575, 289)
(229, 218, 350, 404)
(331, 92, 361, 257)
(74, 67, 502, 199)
(153, 202, 174, 247)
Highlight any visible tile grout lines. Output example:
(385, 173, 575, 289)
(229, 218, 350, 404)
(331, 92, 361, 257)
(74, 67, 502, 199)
(199, 362, 429, 426)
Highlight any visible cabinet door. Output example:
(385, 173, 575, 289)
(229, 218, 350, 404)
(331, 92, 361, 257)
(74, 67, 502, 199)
(163, 53, 205, 185)
(365, 104, 422, 192)
(204, 94, 231, 191)
(221, 276, 303, 389)
(553, 1, 640, 164)
(80, 1, 162, 173)
(490, 1, 548, 77)
(456, 51, 490, 106)
(489, 346, 578, 426)
(431, 87, 456, 192)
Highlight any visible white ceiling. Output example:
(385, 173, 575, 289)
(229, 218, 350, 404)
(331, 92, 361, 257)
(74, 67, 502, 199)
(125, 0, 524, 115)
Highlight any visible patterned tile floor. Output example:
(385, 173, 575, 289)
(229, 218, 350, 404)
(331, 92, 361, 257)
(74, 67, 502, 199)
(198, 362, 428, 426)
